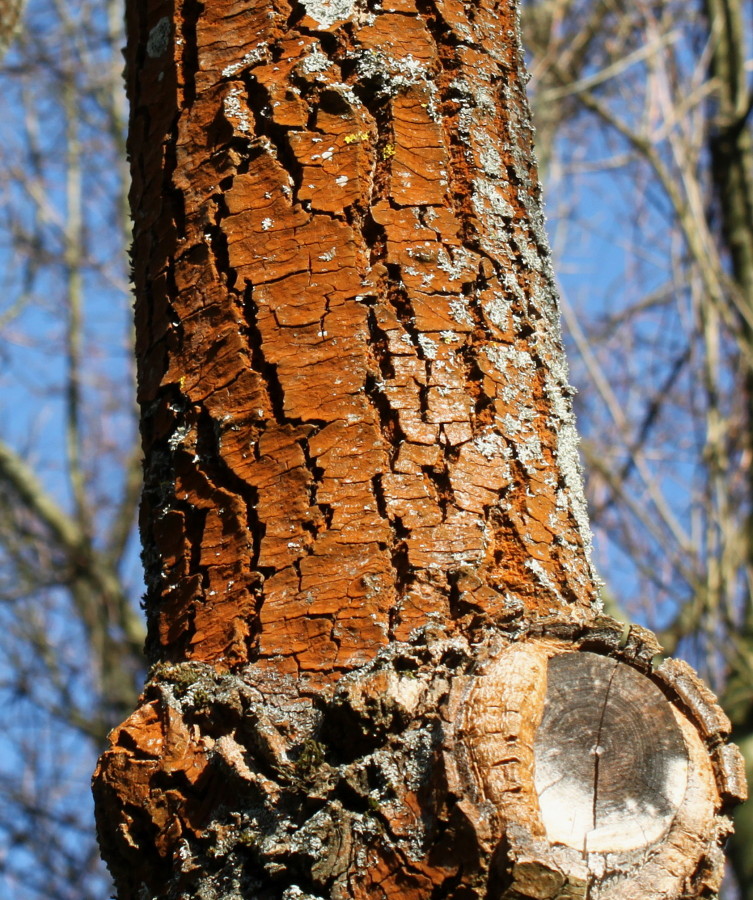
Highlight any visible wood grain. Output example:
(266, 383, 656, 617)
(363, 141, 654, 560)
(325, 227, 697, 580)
(534, 652, 688, 853)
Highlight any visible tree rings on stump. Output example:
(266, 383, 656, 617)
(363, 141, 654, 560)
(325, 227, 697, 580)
(533, 653, 688, 853)
(447, 623, 744, 899)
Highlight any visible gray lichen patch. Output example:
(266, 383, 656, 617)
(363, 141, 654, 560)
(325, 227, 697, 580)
(222, 86, 253, 134)
(348, 47, 439, 109)
(146, 17, 171, 58)
(552, 420, 594, 572)
(222, 45, 269, 78)
(282, 887, 327, 900)
(106, 629, 486, 898)
(295, 48, 333, 77)
(300, 0, 355, 28)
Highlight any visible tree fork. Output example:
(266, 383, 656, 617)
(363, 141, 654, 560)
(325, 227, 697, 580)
(92, 0, 746, 897)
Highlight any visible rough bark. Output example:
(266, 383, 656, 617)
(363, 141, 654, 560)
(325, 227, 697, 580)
(92, 1, 746, 898)
(700, 0, 753, 891)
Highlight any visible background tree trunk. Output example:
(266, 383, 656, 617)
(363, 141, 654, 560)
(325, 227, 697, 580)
(93, 1, 745, 897)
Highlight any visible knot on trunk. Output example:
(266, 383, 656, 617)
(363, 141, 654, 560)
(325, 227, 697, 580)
(447, 619, 746, 899)
(92, 616, 744, 900)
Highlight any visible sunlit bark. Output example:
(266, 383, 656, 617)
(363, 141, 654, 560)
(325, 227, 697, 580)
(93, 2, 745, 897)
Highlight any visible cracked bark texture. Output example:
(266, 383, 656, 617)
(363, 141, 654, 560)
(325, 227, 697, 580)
(92, 1, 745, 898)
(130, 0, 599, 675)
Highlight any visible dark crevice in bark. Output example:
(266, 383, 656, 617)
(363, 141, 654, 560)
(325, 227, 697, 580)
(364, 372, 405, 452)
(295, 24, 341, 58)
(318, 502, 334, 528)
(447, 570, 465, 618)
(485, 833, 514, 900)
(461, 350, 496, 429)
(163, 125, 187, 244)
(179, 0, 204, 108)
(208, 194, 237, 291)
(364, 309, 396, 380)
(371, 472, 389, 521)
(244, 76, 307, 202)
(371, 470, 413, 625)
(360, 210, 387, 267)
(433, 868, 476, 900)
(197, 405, 268, 571)
(422, 463, 454, 518)
(298, 434, 328, 543)
(183, 499, 208, 582)
(242, 285, 288, 425)
(387, 520, 414, 629)
(384, 264, 424, 353)
(316, 86, 353, 118)
(358, 99, 395, 202)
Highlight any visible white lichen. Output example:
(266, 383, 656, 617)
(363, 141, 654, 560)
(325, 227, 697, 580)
(348, 49, 438, 113)
(525, 558, 565, 604)
(482, 291, 513, 330)
(449, 297, 474, 327)
(473, 431, 509, 460)
(436, 245, 476, 283)
(472, 175, 515, 225)
(222, 44, 269, 77)
(417, 334, 438, 359)
(296, 48, 332, 76)
(168, 424, 191, 451)
(223, 86, 252, 133)
(299, 0, 354, 28)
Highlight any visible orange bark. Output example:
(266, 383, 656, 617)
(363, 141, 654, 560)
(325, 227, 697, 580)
(93, 2, 744, 898)
(131, 0, 598, 684)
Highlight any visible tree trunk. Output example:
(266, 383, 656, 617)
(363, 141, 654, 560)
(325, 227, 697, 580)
(704, 0, 753, 893)
(92, 1, 745, 897)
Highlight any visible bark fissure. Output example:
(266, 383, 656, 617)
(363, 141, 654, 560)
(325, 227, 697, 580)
(162, 0, 596, 660)
(585, 657, 619, 895)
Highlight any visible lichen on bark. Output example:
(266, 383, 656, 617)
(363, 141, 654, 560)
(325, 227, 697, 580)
(93, 0, 745, 897)
(130, 0, 599, 680)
